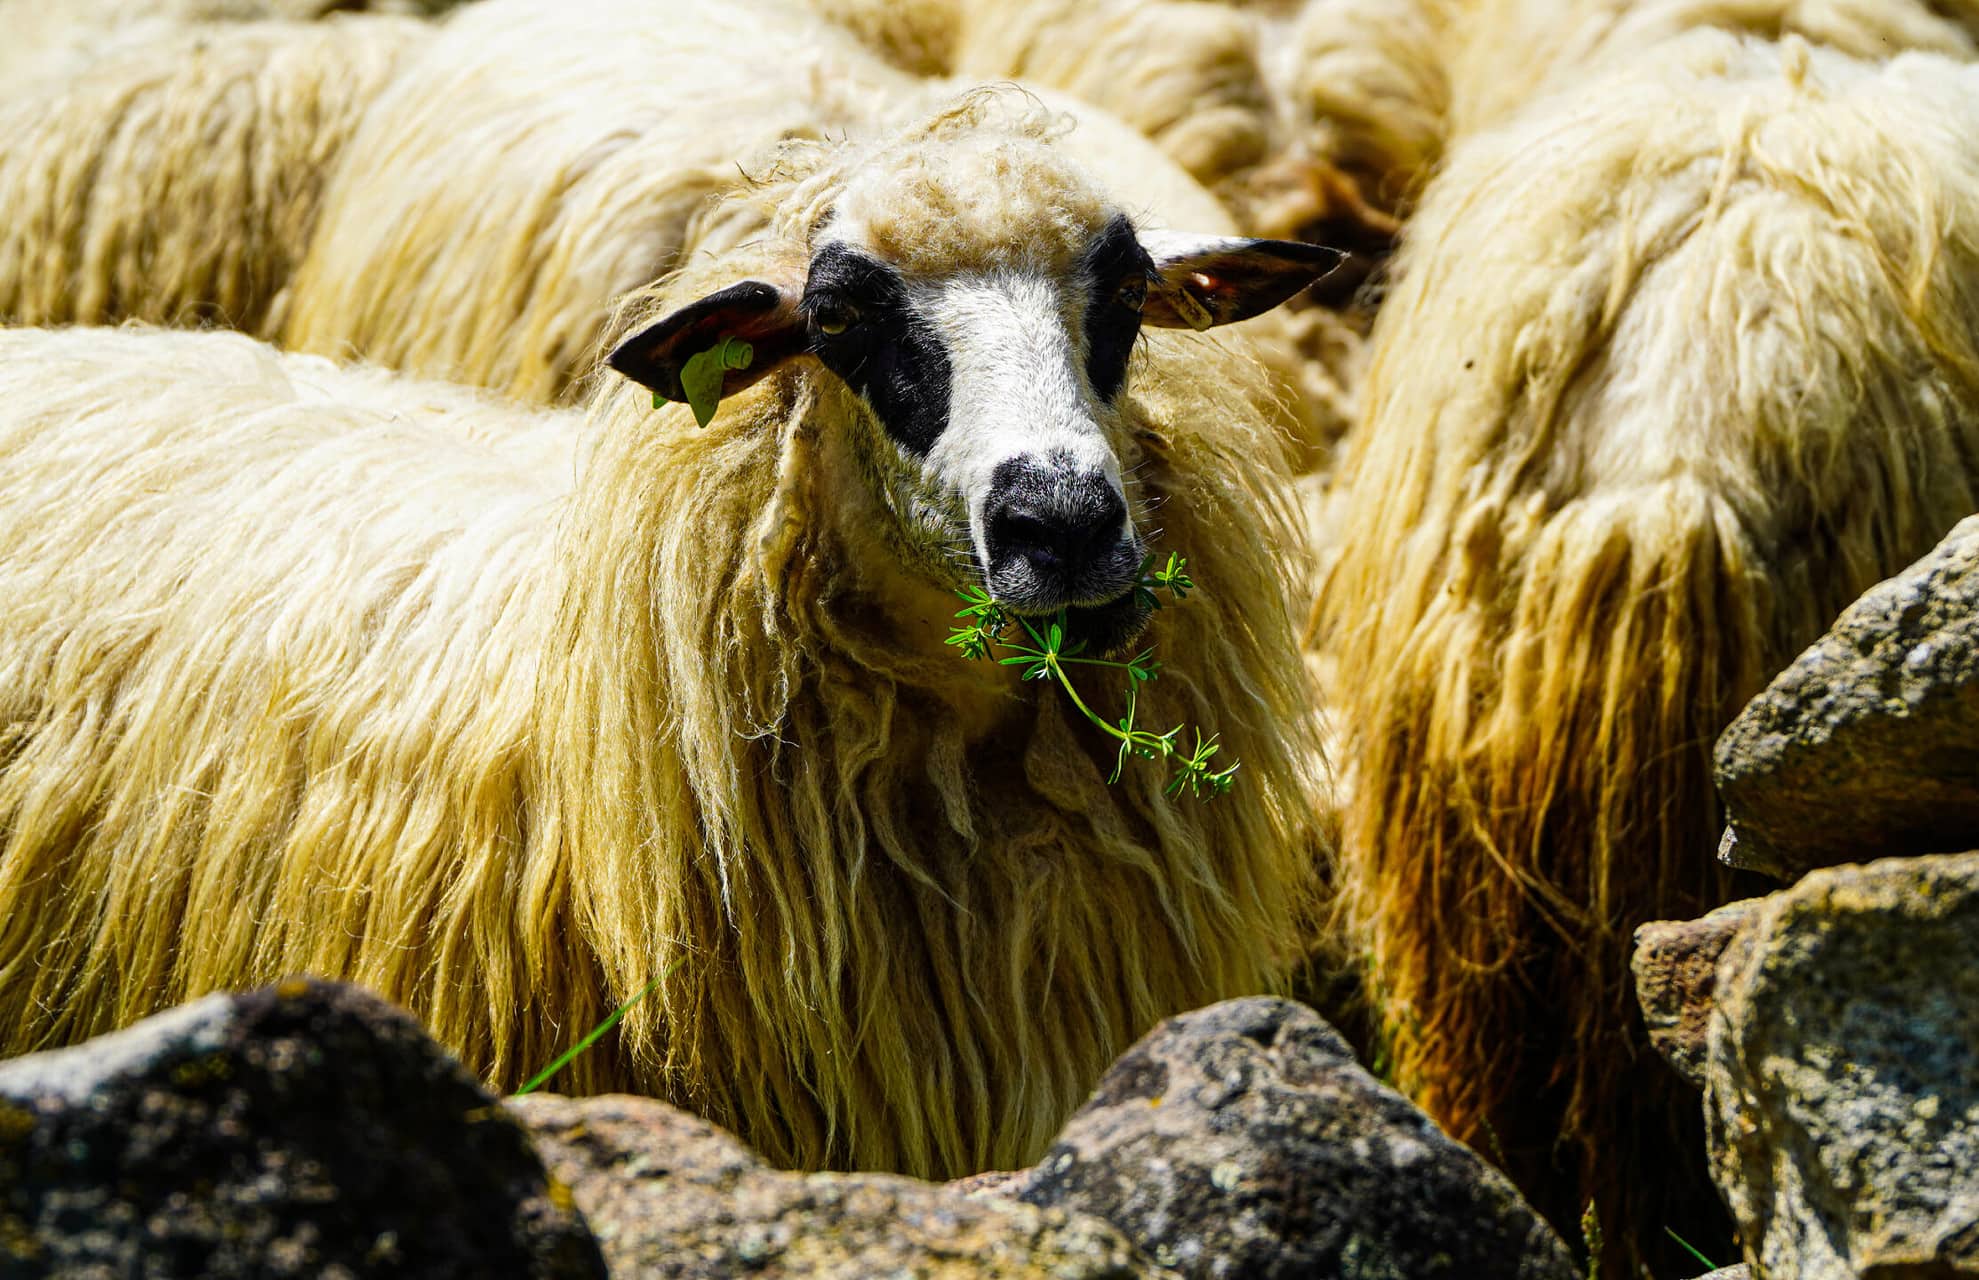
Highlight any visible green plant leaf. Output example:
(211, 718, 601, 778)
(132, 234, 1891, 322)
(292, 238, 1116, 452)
(678, 337, 755, 428)
(1662, 1228, 1715, 1272)
(940, 555, 1236, 802)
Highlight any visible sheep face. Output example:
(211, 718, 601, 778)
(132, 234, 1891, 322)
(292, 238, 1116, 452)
(608, 141, 1340, 652)
(803, 211, 1153, 649)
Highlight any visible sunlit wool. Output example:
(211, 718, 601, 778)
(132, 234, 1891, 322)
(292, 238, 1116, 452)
(0, 15, 428, 335)
(0, 107, 1323, 1181)
(1446, 0, 1979, 139)
(0, 0, 451, 88)
(934, 0, 1399, 249)
(797, 0, 961, 76)
(280, 0, 913, 404)
(1243, 0, 1979, 234)
(1275, 0, 1453, 215)
(1314, 31, 1979, 1263)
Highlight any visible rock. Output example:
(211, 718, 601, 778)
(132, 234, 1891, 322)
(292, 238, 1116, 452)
(1715, 514, 1979, 880)
(0, 979, 603, 1278)
(509, 1093, 1174, 1278)
(1688, 1268, 1749, 1280)
(1002, 997, 1579, 1280)
(948, 1169, 1026, 1197)
(1705, 853, 1979, 1280)
(1632, 900, 1762, 1088)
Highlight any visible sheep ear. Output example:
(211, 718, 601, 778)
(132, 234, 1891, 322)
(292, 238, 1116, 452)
(607, 280, 808, 407)
(1137, 232, 1345, 330)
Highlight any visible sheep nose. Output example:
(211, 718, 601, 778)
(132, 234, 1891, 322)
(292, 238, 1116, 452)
(983, 458, 1135, 608)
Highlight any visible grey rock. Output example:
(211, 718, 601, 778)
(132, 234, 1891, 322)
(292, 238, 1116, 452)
(1688, 1269, 1749, 1280)
(509, 1092, 1176, 1278)
(1632, 900, 1762, 1088)
(1705, 853, 1979, 1280)
(1716, 514, 1979, 880)
(1002, 997, 1579, 1280)
(0, 978, 603, 1278)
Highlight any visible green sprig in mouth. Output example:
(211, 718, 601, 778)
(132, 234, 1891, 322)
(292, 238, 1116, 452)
(945, 552, 1238, 801)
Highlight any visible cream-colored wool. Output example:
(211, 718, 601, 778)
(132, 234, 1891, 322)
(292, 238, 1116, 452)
(955, 0, 1271, 195)
(1447, 0, 1979, 139)
(800, 0, 963, 76)
(1274, 0, 1455, 214)
(805, 0, 1274, 194)
(0, 0, 452, 89)
(0, 107, 1323, 1182)
(947, 0, 1399, 248)
(1315, 32, 1979, 1266)
(0, 16, 429, 335)
(1245, 0, 1979, 232)
(280, 0, 916, 403)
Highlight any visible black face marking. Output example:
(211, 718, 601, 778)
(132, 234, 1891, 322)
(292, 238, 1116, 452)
(802, 241, 952, 457)
(1080, 214, 1154, 403)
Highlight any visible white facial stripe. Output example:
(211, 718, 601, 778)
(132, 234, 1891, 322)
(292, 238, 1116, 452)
(919, 272, 1127, 557)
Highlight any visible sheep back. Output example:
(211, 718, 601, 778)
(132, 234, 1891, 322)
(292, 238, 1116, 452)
(0, 15, 429, 336)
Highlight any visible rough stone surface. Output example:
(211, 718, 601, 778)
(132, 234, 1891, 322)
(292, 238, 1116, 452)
(0, 979, 603, 1278)
(510, 1093, 1175, 1278)
(1689, 1269, 1750, 1280)
(1705, 853, 1979, 1280)
(1716, 514, 1979, 880)
(1000, 997, 1579, 1280)
(1633, 899, 1762, 1088)
(948, 1169, 1025, 1197)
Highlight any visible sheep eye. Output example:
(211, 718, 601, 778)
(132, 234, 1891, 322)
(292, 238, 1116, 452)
(814, 300, 860, 336)
(1116, 276, 1148, 313)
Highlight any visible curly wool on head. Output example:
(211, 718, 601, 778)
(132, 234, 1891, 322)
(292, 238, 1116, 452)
(0, 105, 1326, 1181)
(1313, 31, 1979, 1272)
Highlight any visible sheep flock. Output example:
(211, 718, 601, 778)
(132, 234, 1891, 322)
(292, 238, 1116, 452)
(3, 0, 1976, 1273)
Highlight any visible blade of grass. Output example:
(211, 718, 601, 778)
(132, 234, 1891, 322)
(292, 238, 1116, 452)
(514, 959, 681, 1096)
(1663, 1228, 1717, 1272)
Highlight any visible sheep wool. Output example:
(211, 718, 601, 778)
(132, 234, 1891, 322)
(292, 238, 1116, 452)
(1274, 0, 1454, 215)
(0, 103, 1324, 1182)
(0, 0, 448, 89)
(798, 0, 963, 76)
(1314, 32, 1979, 1267)
(1446, 0, 1979, 139)
(280, 0, 913, 404)
(0, 15, 430, 336)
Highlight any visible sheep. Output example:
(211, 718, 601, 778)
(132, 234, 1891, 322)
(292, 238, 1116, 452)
(0, 97, 1339, 1181)
(0, 14, 430, 335)
(1311, 31, 1979, 1271)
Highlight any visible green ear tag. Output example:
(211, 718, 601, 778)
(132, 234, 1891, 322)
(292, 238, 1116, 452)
(678, 337, 755, 427)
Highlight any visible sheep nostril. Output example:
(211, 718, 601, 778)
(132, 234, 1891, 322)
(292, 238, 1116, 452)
(983, 463, 1130, 602)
